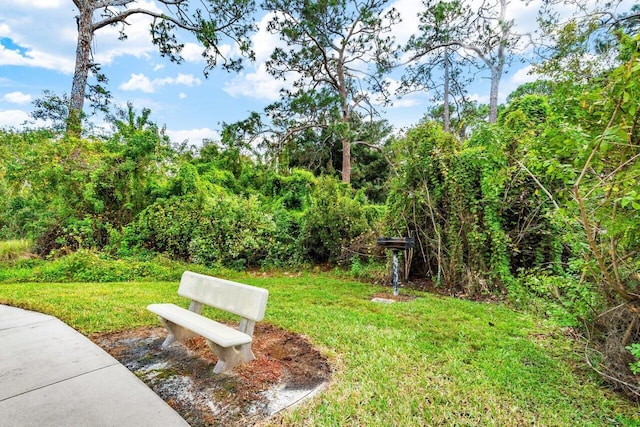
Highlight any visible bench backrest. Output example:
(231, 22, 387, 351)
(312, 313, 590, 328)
(178, 271, 268, 321)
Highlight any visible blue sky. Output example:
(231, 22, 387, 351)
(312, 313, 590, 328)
(0, 0, 617, 146)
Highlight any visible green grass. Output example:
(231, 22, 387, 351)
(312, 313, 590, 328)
(0, 239, 32, 262)
(0, 272, 637, 425)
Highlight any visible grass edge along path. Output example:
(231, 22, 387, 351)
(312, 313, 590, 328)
(0, 273, 637, 426)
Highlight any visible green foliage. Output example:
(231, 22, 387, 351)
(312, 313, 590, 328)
(0, 123, 383, 270)
(387, 104, 575, 300)
(347, 255, 386, 282)
(511, 271, 603, 326)
(626, 344, 640, 376)
(188, 193, 275, 269)
(262, 168, 314, 210)
(0, 107, 177, 254)
(499, 94, 551, 131)
(534, 33, 640, 311)
(387, 121, 511, 293)
(301, 175, 374, 263)
(120, 195, 203, 260)
(123, 188, 275, 269)
(264, 207, 305, 267)
(93, 104, 174, 227)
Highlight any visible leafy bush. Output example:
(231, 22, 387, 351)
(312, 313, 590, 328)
(188, 193, 275, 268)
(626, 344, 640, 376)
(511, 271, 603, 326)
(347, 255, 387, 283)
(261, 168, 314, 211)
(123, 192, 275, 269)
(263, 207, 305, 267)
(387, 122, 508, 293)
(301, 176, 373, 263)
(122, 195, 203, 260)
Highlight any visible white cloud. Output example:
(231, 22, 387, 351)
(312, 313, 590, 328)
(3, 91, 32, 104)
(509, 0, 544, 35)
(223, 63, 286, 101)
(3, 0, 67, 10)
(0, 109, 29, 126)
(0, 42, 75, 73)
(181, 43, 205, 63)
(120, 73, 155, 93)
(119, 73, 201, 93)
(0, 23, 11, 38)
(509, 65, 539, 86)
(4, 0, 65, 9)
(221, 10, 294, 100)
(468, 92, 490, 105)
(388, 0, 422, 47)
(172, 74, 201, 86)
(93, 14, 156, 65)
(179, 92, 187, 99)
(391, 95, 426, 109)
(252, 12, 287, 63)
(0, 109, 31, 128)
(166, 127, 220, 147)
(0, 4, 77, 73)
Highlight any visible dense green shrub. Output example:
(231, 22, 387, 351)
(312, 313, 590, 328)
(510, 271, 603, 326)
(301, 176, 373, 263)
(262, 168, 314, 211)
(387, 119, 563, 296)
(120, 195, 203, 260)
(122, 192, 275, 269)
(263, 207, 305, 267)
(188, 193, 275, 268)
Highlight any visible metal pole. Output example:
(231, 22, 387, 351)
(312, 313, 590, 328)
(392, 250, 399, 296)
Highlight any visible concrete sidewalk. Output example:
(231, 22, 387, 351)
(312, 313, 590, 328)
(0, 305, 189, 426)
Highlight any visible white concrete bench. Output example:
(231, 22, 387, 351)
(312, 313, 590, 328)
(147, 271, 268, 374)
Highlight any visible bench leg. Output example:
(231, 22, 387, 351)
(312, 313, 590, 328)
(239, 343, 256, 364)
(157, 317, 197, 348)
(206, 340, 256, 374)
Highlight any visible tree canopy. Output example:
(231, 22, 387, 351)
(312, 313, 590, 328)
(66, 0, 256, 136)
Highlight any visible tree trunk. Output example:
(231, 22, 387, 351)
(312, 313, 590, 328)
(488, 67, 500, 123)
(68, 2, 94, 137)
(488, 0, 508, 124)
(443, 46, 451, 132)
(341, 136, 351, 183)
(337, 60, 351, 183)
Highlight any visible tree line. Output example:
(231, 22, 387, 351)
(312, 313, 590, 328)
(59, 0, 639, 183)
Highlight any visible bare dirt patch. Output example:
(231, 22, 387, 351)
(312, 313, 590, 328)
(90, 324, 331, 426)
(371, 292, 415, 302)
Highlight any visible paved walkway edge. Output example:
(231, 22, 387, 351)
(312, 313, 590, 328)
(0, 305, 189, 426)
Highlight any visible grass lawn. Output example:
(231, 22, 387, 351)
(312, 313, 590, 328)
(1, 272, 638, 425)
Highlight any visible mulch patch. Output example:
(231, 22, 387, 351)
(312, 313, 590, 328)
(90, 323, 331, 426)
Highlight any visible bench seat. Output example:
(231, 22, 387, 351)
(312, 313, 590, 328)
(147, 271, 269, 374)
(148, 303, 251, 347)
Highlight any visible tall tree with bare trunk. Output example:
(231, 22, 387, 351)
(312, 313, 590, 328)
(261, 0, 400, 183)
(406, 0, 520, 124)
(68, 0, 256, 136)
